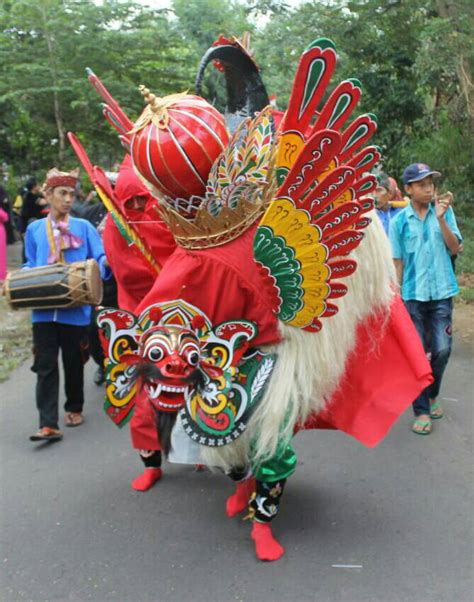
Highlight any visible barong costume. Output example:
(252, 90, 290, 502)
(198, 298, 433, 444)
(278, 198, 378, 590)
(91, 36, 431, 560)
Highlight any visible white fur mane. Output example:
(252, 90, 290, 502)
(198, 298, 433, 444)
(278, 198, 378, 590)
(202, 213, 396, 470)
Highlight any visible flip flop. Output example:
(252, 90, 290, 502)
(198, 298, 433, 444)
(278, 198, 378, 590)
(412, 418, 432, 435)
(30, 427, 63, 442)
(430, 399, 444, 419)
(65, 412, 84, 427)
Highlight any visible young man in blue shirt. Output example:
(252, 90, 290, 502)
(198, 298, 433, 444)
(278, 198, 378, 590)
(24, 168, 110, 442)
(389, 163, 462, 435)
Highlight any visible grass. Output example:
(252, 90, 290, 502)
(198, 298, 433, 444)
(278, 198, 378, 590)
(0, 298, 32, 383)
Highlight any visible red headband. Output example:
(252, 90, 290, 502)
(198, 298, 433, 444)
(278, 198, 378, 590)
(46, 175, 78, 189)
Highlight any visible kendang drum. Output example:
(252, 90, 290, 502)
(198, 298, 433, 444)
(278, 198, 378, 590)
(5, 259, 103, 310)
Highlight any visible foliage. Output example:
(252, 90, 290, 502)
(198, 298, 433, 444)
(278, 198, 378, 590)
(0, 0, 193, 175)
(0, 0, 472, 274)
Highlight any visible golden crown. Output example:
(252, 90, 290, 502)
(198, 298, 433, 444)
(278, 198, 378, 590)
(146, 106, 278, 250)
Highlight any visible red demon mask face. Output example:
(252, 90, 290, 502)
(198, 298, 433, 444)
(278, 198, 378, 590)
(139, 325, 201, 412)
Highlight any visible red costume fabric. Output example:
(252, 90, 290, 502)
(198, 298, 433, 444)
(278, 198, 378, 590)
(136, 225, 281, 347)
(103, 155, 176, 313)
(130, 387, 162, 450)
(304, 295, 432, 446)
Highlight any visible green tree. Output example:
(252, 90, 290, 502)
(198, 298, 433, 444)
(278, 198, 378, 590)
(0, 0, 191, 174)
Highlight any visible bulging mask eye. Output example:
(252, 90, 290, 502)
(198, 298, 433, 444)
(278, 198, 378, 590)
(187, 350, 200, 366)
(147, 346, 164, 362)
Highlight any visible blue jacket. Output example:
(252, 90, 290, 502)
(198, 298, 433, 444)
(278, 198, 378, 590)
(24, 217, 110, 326)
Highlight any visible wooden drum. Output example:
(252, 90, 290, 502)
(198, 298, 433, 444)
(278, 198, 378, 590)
(5, 260, 103, 310)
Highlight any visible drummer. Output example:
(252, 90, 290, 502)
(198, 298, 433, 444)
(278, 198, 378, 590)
(24, 168, 110, 442)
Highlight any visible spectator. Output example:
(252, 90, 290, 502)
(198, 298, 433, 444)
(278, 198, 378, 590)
(0, 185, 16, 245)
(390, 163, 462, 435)
(70, 183, 97, 218)
(375, 173, 403, 235)
(12, 187, 25, 234)
(24, 168, 110, 442)
(0, 187, 9, 283)
(21, 177, 48, 230)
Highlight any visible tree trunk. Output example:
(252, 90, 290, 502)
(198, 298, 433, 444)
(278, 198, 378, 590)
(39, 5, 66, 165)
(436, 0, 474, 118)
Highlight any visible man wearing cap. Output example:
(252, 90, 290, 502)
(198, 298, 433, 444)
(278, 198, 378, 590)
(24, 168, 110, 442)
(389, 163, 462, 435)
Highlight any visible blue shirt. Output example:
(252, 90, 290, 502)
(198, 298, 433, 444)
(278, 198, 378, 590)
(24, 217, 109, 326)
(376, 206, 402, 236)
(389, 203, 462, 301)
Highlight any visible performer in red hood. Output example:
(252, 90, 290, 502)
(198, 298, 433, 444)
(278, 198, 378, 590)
(103, 154, 176, 492)
(103, 154, 175, 312)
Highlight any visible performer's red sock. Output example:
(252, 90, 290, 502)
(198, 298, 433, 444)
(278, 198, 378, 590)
(226, 477, 256, 517)
(251, 521, 285, 561)
(131, 467, 162, 491)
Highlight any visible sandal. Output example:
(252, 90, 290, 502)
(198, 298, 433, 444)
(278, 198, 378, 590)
(30, 427, 63, 442)
(430, 399, 444, 419)
(64, 412, 84, 427)
(412, 417, 432, 435)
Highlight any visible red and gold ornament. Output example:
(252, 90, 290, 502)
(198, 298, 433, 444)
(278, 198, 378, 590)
(131, 87, 229, 199)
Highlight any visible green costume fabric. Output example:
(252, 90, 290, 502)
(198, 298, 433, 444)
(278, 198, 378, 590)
(252, 437, 297, 482)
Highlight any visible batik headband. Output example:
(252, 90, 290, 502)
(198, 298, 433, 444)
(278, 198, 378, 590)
(45, 167, 80, 189)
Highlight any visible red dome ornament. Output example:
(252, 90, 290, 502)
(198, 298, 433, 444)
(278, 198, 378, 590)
(131, 87, 229, 199)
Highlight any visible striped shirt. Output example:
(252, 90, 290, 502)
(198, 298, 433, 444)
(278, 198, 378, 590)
(389, 203, 462, 301)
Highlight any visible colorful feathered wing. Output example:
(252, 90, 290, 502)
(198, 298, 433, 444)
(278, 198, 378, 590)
(254, 37, 381, 332)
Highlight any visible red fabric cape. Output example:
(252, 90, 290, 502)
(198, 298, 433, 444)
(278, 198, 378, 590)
(303, 295, 432, 446)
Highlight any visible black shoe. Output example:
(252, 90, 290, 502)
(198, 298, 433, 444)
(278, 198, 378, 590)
(94, 367, 105, 386)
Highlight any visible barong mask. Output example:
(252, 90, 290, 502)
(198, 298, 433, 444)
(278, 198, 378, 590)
(98, 300, 276, 445)
(138, 321, 204, 413)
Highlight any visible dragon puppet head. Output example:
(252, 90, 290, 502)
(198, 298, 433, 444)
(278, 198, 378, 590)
(98, 300, 276, 454)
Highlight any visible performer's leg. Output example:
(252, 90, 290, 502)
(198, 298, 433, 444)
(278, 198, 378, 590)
(132, 449, 162, 491)
(426, 299, 453, 412)
(31, 322, 60, 429)
(60, 324, 89, 417)
(250, 478, 286, 561)
(225, 466, 255, 517)
(88, 308, 105, 384)
(130, 389, 162, 491)
(405, 300, 431, 431)
(248, 440, 297, 561)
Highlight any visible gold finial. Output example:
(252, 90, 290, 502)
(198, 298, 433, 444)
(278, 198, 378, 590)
(131, 89, 191, 133)
(139, 85, 160, 112)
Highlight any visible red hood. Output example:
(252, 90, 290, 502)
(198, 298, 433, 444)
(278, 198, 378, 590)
(115, 154, 153, 213)
(103, 154, 177, 312)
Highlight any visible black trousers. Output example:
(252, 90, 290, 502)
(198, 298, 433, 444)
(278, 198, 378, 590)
(89, 275, 118, 367)
(31, 322, 90, 429)
(88, 309, 104, 368)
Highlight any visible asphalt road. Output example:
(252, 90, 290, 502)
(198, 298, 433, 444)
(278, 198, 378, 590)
(0, 337, 472, 602)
